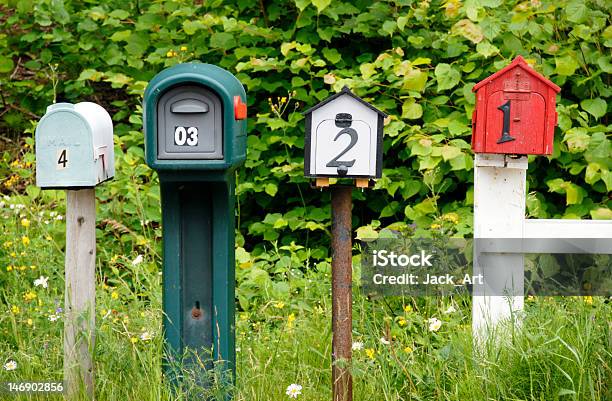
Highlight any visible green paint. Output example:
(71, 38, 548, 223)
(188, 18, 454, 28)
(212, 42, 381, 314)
(144, 63, 246, 396)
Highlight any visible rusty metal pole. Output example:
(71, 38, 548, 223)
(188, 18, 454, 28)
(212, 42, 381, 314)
(331, 186, 353, 401)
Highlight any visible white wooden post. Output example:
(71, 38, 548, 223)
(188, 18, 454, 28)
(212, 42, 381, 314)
(472, 154, 612, 345)
(64, 188, 96, 400)
(472, 154, 527, 339)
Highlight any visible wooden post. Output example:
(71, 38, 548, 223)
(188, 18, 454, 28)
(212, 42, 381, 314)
(64, 188, 96, 400)
(331, 186, 352, 401)
(472, 154, 527, 341)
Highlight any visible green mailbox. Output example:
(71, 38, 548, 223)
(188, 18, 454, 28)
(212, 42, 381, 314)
(144, 63, 247, 386)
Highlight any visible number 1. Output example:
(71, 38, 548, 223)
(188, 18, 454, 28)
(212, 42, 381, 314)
(497, 100, 515, 144)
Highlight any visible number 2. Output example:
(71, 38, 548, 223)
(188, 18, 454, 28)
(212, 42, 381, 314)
(57, 149, 68, 169)
(326, 127, 358, 168)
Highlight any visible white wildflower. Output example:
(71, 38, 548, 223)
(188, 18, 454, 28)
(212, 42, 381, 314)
(352, 341, 364, 351)
(48, 314, 60, 322)
(380, 337, 390, 345)
(444, 305, 456, 314)
(285, 383, 302, 398)
(3, 360, 17, 371)
(34, 276, 49, 289)
(139, 331, 153, 341)
(131, 255, 144, 266)
(428, 317, 442, 332)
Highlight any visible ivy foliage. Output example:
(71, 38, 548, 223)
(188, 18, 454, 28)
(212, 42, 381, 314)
(0, 0, 610, 262)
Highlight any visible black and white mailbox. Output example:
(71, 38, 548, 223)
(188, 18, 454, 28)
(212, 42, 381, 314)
(303, 86, 386, 179)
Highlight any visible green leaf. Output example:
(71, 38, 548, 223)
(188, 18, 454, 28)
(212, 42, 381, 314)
(183, 20, 205, 35)
(555, 56, 579, 76)
(565, 0, 589, 23)
(452, 19, 484, 43)
(476, 41, 499, 58)
(109, 9, 130, 20)
(322, 48, 341, 64)
(0, 56, 14, 73)
(210, 32, 236, 49)
(381, 21, 396, 36)
(584, 163, 601, 184)
(402, 100, 423, 120)
(125, 33, 149, 57)
(397, 16, 409, 31)
(401, 180, 421, 200)
(402, 69, 428, 92)
(312, 0, 331, 13)
(294, 0, 311, 11)
(356, 225, 378, 241)
(265, 183, 278, 196)
(414, 198, 437, 215)
(110, 30, 131, 42)
(360, 63, 376, 79)
(435, 63, 461, 91)
(563, 128, 590, 153)
(77, 69, 104, 81)
(590, 208, 612, 220)
(440, 145, 462, 161)
(25, 185, 40, 200)
(580, 98, 606, 119)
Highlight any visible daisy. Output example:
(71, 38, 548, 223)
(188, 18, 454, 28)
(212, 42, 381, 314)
(444, 305, 456, 314)
(286, 384, 302, 398)
(428, 317, 442, 332)
(34, 276, 49, 288)
(3, 360, 17, 371)
(139, 331, 153, 341)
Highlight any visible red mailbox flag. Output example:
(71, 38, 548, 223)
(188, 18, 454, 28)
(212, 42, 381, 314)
(471, 56, 560, 155)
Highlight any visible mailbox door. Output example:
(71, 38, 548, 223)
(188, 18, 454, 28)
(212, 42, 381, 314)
(36, 110, 95, 188)
(157, 85, 223, 160)
(313, 119, 372, 176)
(484, 91, 546, 154)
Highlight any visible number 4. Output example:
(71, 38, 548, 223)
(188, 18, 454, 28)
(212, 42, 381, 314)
(57, 149, 68, 169)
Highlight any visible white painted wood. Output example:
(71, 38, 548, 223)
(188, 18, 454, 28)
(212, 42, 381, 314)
(64, 189, 96, 400)
(472, 155, 527, 340)
(309, 94, 378, 177)
(478, 237, 612, 254)
(472, 154, 611, 345)
(524, 219, 612, 239)
(74, 102, 115, 181)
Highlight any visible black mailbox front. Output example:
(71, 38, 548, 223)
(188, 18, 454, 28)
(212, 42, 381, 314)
(157, 85, 223, 160)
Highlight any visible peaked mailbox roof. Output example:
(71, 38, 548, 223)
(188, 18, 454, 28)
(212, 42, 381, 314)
(472, 56, 561, 93)
(303, 86, 388, 117)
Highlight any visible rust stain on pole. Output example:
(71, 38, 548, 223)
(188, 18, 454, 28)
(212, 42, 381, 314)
(331, 186, 353, 401)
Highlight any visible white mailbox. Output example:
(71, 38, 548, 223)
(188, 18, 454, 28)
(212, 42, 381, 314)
(304, 86, 386, 178)
(35, 102, 114, 189)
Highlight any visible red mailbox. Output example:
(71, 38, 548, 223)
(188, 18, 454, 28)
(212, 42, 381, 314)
(471, 56, 560, 155)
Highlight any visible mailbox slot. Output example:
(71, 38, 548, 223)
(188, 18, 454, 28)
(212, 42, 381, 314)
(157, 85, 223, 160)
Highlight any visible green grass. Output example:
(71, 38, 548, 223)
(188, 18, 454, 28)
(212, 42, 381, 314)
(0, 192, 610, 400)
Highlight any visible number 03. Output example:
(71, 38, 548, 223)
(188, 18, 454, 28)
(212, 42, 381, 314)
(174, 126, 198, 146)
